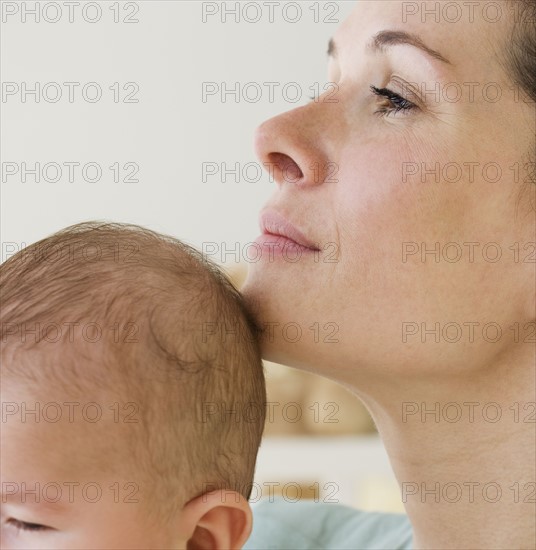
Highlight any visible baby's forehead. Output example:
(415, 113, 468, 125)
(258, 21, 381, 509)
(0, 418, 147, 520)
(2, 349, 143, 440)
(2, 365, 137, 421)
(1, 376, 144, 484)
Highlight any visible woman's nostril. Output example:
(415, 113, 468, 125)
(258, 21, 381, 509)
(285, 162, 303, 182)
(268, 152, 304, 183)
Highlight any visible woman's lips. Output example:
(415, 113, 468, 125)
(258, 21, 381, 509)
(254, 233, 317, 256)
(254, 210, 320, 257)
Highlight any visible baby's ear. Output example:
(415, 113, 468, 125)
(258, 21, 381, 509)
(179, 490, 252, 550)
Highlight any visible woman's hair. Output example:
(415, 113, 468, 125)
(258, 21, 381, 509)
(506, 0, 536, 207)
(507, 0, 536, 104)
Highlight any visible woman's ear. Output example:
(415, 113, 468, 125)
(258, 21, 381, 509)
(179, 490, 252, 550)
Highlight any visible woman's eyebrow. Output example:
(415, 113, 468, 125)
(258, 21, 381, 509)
(328, 30, 451, 65)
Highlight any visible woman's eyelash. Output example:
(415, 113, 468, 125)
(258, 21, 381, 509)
(308, 86, 417, 113)
(370, 85, 416, 116)
(6, 518, 50, 532)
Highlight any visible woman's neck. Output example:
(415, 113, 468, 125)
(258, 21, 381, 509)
(352, 344, 536, 550)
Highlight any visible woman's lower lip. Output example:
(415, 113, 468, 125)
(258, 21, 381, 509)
(252, 234, 318, 258)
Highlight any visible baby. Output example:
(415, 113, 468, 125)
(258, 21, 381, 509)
(0, 222, 266, 549)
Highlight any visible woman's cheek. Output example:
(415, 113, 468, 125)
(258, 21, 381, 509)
(332, 134, 461, 308)
(336, 137, 423, 243)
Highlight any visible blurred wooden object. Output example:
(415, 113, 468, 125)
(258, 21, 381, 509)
(263, 361, 376, 436)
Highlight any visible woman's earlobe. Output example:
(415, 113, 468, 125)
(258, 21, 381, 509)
(181, 490, 252, 550)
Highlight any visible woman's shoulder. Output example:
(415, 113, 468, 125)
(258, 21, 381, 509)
(244, 497, 413, 550)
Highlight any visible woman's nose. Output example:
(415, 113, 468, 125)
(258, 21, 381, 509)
(253, 102, 334, 188)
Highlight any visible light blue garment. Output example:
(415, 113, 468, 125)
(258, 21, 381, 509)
(244, 497, 413, 550)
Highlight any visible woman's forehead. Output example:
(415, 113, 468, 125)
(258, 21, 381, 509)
(332, 0, 510, 75)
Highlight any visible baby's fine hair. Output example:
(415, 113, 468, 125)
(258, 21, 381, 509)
(0, 222, 266, 520)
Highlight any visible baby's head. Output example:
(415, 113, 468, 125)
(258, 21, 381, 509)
(0, 222, 266, 549)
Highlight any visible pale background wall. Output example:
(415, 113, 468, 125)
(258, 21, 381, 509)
(1, 0, 354, 257)
(1, 0, 404, 512)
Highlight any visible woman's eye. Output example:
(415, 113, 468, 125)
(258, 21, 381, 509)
(370, 85, 417, 117)
(6, 517, 51, 532)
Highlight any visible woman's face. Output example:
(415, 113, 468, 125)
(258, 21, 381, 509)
(242, 0, 535, 382)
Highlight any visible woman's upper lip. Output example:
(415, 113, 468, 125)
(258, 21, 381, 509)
(259, 209, 320, 250)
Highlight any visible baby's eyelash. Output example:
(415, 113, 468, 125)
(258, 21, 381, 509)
(370, 85, 417, 116)
(6, 518, 50, 532)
